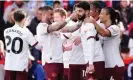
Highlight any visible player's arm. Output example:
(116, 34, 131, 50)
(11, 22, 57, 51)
(0, 40, 4, 53)
(47, 21, 68, 33)
(84, 17, 111, 37)
(41, 12, 77, 33)
(83, 23, 96, 74)
(93, 21, 111, 37)
(0, 40, 5, 59)
(86, 30, 95, 65)
(61, 21, 82, 33)
(62, 34, 73, 52)
(26, 29, 42, 50)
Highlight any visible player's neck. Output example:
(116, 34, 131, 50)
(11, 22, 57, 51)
(94, 15, 99, 21)
(41, 20, 51, 25)
(15, 22, 24, 28)
(104, 20, 112, 28)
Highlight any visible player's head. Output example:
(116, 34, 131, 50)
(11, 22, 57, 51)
(13, 9, 27, 23)
(42, 6, 54, 24)
(15, 1, 24, 7)
(53, 1, 61, 9)
(90, 1, 102, 18)
(36, 7, 43, 21)
(54, 8, 67, 22)
(99, 7, 120, 25)
(75, 1, 90, 21)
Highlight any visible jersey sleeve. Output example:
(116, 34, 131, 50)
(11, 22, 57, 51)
(107, 25, 120, 37)
(25, 28, 38, 46)
(36, 23, 49, 35)
(83, 23, 96, 64)
(4, 30, 6, 39)
(85, 23, 96, 38)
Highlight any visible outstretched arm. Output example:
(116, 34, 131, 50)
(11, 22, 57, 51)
(84, 17, 111, 37)
(47, 21, 68, 33)
(61, 21, 83, 33)
(42, 12, 78, 33)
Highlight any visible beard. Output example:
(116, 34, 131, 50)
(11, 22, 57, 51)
(47, 18, 53, 24)
(78, 14, 85, 21)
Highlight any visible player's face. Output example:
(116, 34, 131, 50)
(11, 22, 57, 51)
(54, 3, 61, 9)
(75, 7, 85, 21)
(47, 10, 54, 23)
(99, 9, 109, 23)
(36, 10, 42, 21)
(90, 5, 97, 18)
(54, 12, 65, 22)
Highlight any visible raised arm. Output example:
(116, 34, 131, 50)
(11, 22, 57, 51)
(61, 21, 83, 33)
(84, 17, 111, 37)
(47, 21, 68, 33)
(41, 12, 78, 33)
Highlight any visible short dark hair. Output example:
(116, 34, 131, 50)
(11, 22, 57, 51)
(76, 1, 90, 10)
(42, 6, 53, 12)
(38, 7, 44, 11)
(13, 9, 26, 22)
(90, 1, 102, 13)
(53, 1, 61, 5)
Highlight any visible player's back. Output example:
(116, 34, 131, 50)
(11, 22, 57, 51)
(4, 24, 35, 71)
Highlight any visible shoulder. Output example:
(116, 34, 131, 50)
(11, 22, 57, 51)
(37, 23, 48, 28)
(108, 25, 120, 31)
(84, 23, 95, 30)
(23, 28, 32, 34)
(4, 27, 12, 33)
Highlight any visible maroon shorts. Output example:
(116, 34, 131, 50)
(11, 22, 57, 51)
(104, 65, 125, 80)
(63, 68, 69, 80)
(43, 63, 63, 80)
(5, 70, 28, 80)
(86, 61, 105, 79)
(68, 64, 86, 80)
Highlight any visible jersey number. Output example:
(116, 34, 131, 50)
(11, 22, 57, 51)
(5, 36, 23, 54)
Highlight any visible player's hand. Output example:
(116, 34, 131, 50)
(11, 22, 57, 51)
(70, 11, 78, 21)
(28, 59, 32, 68)
(73, 36, 81, 46)
(62, 42, 72, 51)
(7, 10, 15, 23)
(86, 64, 95, 74)
(23, 16, 31, 27)
(84, 16, 96, 24)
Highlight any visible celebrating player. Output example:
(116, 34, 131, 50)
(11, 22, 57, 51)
(4, 9, 41, 80)
(86, 7, 125, 80)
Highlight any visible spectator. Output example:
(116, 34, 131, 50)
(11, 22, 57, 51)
(53, 1, 62, 9)
(3, 1, 30, 23)
(27, 1, 45, 18)
(28, 7, 43, 35)
(28, 53, 46, 80)
(114, 0, 133, 30)
(0, 1, 6, 44)
(128, 22, 133, 56)
(5, 9, 15, 28)
(0, 40, 5, 80)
